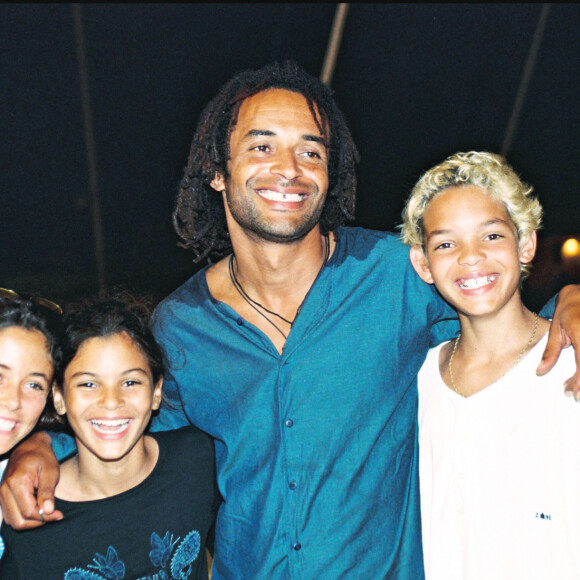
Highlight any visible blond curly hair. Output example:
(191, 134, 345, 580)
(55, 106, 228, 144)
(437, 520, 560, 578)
(400, 151, 543, 279)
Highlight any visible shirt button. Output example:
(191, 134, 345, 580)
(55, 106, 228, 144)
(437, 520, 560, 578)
(236, 317, 243, 326)
(285, 419, 294, 428)
(289, 480, 297, 490)
(293, 542, 301, 551)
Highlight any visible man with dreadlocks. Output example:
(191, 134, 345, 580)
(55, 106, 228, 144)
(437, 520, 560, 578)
(2, 61, 580, 579)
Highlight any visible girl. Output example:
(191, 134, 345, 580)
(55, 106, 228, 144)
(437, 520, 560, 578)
(0, 298, 220, 579)
(0, 291, 61, 557)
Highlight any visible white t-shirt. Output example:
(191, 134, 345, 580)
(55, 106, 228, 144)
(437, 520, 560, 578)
(418, 334, 580, 580)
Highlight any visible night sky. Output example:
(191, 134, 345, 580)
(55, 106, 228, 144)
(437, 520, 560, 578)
(2, 4, 579, 307)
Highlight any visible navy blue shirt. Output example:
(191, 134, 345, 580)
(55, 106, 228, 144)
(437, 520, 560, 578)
(150, 228, 459, 579)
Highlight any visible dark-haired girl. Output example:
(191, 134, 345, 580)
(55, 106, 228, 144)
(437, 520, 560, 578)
(0, 299, 220, 579)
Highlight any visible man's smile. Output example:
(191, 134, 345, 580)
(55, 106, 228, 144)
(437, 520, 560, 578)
(255, 188, 308, 203)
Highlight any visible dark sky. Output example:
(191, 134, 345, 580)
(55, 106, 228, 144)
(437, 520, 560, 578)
(2, 4, 579, 305)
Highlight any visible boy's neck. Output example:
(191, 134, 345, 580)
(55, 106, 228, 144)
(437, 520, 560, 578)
(443, 299, 550, 398)
(456, 299, 539, 356)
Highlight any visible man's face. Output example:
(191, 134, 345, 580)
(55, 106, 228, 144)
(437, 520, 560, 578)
(211, 89, 330, 244)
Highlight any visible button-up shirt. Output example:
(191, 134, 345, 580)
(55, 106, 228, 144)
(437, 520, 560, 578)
(151, 227, 458, 579)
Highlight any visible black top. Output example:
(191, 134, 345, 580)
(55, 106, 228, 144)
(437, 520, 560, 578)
(0, 426, 221, 579)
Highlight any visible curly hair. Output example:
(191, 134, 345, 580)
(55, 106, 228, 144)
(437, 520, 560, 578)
(173, 60, 360, 262)
(54, 295, 165, 388)
(400, 151, 543, 279)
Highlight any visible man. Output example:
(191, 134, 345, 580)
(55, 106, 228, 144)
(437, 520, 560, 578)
(2, 61, 580, 579)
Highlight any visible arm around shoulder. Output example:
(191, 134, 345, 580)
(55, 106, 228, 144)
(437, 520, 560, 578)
(0, 432, 62, 529)
(537, 284, 580, 397)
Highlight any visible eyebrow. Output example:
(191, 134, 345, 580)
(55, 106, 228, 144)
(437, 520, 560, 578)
(426, 229, 451, 238)
(426, 218, 512, 239)
(0, 363, 49, 380)
(69, 371, 98, 379)
(69, 368, 149, 379)
(122, 368, 149, 375)
(245, 129, 325, 144)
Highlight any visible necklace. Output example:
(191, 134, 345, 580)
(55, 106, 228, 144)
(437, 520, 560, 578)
(229, 234, 330, 340)
(448, 312, 539, 398)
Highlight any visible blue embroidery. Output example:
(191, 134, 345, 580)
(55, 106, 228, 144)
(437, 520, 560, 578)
(87, 546, 125, 579)
(170, 530, 201, 579)
(64, 570, 106, 580)
(149, 531, 179, 568)
(66, 529, 200, 579)
(138, 571, 169, 580)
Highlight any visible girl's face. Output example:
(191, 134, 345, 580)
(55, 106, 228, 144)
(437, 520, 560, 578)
(53, 331, 162, 463)
(0, 327, 53, 455)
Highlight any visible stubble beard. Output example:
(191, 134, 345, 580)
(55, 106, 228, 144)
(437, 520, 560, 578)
(224, 182, 327, 245)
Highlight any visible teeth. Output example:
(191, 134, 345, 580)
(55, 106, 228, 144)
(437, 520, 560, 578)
(90, 419, 130, 432)
(459, 275, 497, 289)
(0, 418, 16, 431)
(257, 190, 304, 202)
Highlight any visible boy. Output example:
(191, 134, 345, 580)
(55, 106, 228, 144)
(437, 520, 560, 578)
(401, 151, 580, 579)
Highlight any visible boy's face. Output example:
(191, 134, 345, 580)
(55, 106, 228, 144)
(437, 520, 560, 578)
(409, 185, 536, 318)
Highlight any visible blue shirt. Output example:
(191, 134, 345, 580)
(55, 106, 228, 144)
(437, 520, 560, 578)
(150, 227, 459, 579)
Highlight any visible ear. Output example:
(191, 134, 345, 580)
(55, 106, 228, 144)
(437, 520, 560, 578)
(151, 377, 163, 411)
(52, 385, 67, 416)
(409, 245, 434, 284)
(210, 172, 226, 193)
(519, 230, 537, 265)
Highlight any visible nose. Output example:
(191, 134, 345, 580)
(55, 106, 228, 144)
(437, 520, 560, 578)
(270, 148, 302, 180)
(98, 386, 124, 410)
(458, 242, 485, 266)
(0, 382, 22, 411)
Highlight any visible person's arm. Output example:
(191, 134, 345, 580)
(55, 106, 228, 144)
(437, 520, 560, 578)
(537, 284, 580, 397)
(0, 432, 63, 529)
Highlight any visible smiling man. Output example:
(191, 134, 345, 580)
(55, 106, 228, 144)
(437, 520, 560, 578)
(146, 61, 579, 579)
(2, 61, 580, 580)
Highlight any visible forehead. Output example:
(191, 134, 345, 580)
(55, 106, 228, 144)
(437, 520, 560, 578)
(74, 332, 142, 359)
(232, 89, 325, 138)
(0, 326, 47, 349)
(426, 185, 509, 220)
(0, 326, 51, 364)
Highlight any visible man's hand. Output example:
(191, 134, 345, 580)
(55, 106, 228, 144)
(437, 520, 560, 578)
(0, 432, 63, 529)
(537, 284, 580, 397)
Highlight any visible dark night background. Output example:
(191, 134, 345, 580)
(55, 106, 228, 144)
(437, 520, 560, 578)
(2, 4, 579, 310)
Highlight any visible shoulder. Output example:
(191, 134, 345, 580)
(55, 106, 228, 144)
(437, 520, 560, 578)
(334, 226, 448, 314)
(333, 226, 414, 276)
(151, 267, 213, 346)
(419, 343, 448, 379)
(150, 428, 217, 500)
(152, 267, 210, 323)
(335, 226, 409, 258)
(152, 426, 215, 463)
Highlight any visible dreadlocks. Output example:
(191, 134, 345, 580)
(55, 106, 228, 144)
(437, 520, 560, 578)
(173, 60, 360, 262)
